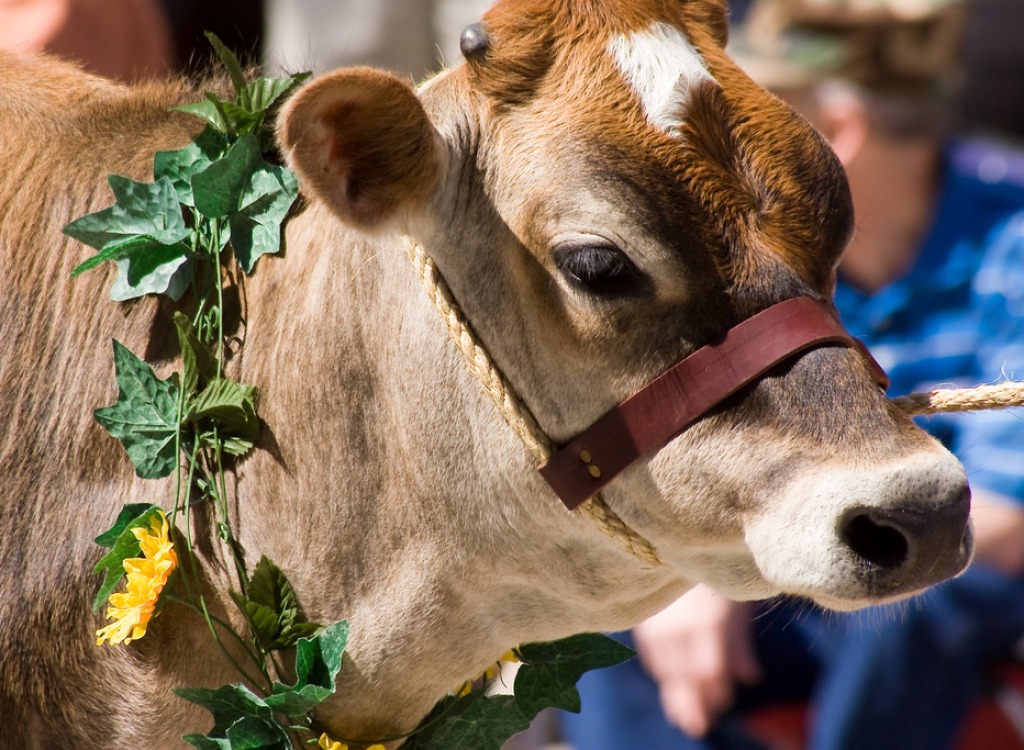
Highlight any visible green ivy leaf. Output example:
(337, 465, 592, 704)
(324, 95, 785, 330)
(190, 376, 259, 454)
(240, 73, 310, 116)
(94, 340, 181, 479)
(155, 127, 230, 207)
(229, 595, 280, 645)
(406, 634, 632, 750)
(295, 619, 347, 687)
(263, 620, 348, 717)
(405, 694, 532, 750)
(173, 312, 218, 397)
(94, 502, 161, 547)
(92, 504, 162, 612)
(109, 253, 195, 302)
(229, 556, 319, 652)
(404, 691, 477, 747)
(64, 175, 194, 300)
(70, 234, 185, 279)
(281, 620, 321, 645)
(247, 557, 299, 631)
(219, 436, 254, 458)
(190, 135, 297, 273)
(514, 633, 635, 717)
(172, 99, 230, 133)
(175, 92, 262, 138)
(228, 166, 298, 274)
(218, 100, 264, 138)
(64, 175, 189, 250)
(192, 135, 265, 219)
(177, 683, 291, 750)
(204, 32, 248, 102)
(120, 242, 190, 287)
(200, 35, 308, 140)
(190, 33, 306, 124)
(179, 734, 233, 750)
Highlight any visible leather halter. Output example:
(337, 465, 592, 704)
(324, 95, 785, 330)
(539, 296, 890, 510)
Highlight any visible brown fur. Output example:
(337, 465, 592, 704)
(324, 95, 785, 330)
(1, 1, 970, 747)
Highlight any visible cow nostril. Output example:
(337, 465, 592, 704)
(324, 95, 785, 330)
(841, 513, 910, 569)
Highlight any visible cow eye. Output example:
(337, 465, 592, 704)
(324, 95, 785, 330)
(553, 240, 647, 296)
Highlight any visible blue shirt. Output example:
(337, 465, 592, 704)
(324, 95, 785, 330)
(834, 137, 1024, 503)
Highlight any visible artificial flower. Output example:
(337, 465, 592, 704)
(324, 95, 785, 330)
(318, 734, 347, 750)
(319, 733, 385, 750)
(96, 510, 178, 646)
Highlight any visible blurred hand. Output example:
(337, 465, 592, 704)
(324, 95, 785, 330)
(970, 490, 1024, 575)
(633, 584, 761, 738)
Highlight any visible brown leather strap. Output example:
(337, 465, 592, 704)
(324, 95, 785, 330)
(538, 297, 889, 510)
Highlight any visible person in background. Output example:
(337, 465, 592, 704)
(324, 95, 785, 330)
(0, 0, 173, 81)
(0, 0, 265, 80)
(561, 1, 1024, 749)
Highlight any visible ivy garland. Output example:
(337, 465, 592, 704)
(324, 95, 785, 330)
(68, 36, 633, 749)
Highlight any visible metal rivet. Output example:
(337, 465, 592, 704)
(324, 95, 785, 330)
(588, 465, 602, 479)
(579, 449, 592, 463)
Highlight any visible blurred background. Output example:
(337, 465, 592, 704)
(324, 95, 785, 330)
(0, 0, 491, 82)
(2, 0, 1021, 138)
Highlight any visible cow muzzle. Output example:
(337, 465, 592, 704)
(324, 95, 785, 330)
(838, 487, 972, 595)
(745, 451, 973, 609)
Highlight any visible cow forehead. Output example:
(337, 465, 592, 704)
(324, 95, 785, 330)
(457, 0, 851, 290)
(469, 0, 727, 108)
(606, 22, 714, 134)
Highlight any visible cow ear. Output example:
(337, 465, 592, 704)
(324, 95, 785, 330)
(276, 67, 443, 230)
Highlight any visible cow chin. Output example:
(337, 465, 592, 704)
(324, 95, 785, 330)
(741, 449, 974, 611)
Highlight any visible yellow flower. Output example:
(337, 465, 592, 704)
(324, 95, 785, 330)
(501, 648, 520, 663)
(96, 511, 177, 646)
(318, 734, 348, 750)
(317, 734, 385, 750)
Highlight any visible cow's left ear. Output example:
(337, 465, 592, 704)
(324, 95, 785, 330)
(276, 67, 443, 231)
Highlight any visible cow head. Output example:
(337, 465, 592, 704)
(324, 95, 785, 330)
(277, 0, 971, 612)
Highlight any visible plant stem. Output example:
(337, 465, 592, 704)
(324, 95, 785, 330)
(184, 434, 271, 691)
(214, 219, 225, 374)
(163, 593, 264, 678)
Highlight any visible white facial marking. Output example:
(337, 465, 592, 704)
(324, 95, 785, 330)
(607, 22, 714, 134)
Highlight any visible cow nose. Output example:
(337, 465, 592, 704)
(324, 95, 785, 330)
(838, 484, 973, 594)
(840, 510, 911, 570)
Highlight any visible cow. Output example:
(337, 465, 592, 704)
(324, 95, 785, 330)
(0, 0, 972, 747)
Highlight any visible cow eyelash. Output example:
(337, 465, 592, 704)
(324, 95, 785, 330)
(553, 242, 646, 296)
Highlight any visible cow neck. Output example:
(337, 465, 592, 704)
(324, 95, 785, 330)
(405, 240, 888, 567)
(405, 239, 665, 566)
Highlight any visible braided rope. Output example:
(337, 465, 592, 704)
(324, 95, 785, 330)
(895, 381, 1024, 416)
(407, 243, 553, 463)
(406, 241, 664, 566)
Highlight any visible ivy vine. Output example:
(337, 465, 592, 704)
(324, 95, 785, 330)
(68, 35, 633, 749)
